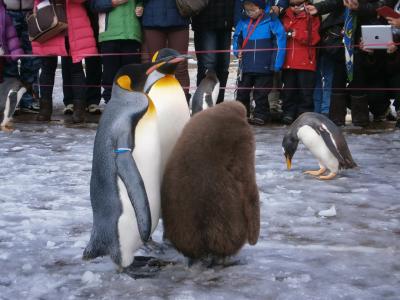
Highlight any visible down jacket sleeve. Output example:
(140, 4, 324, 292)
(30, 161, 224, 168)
(5, 14, 23, 60)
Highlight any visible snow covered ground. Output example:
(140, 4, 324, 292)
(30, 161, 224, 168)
(1, 66, 400, 299)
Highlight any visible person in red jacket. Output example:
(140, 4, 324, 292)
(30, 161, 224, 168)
(281, 0, 320, 124)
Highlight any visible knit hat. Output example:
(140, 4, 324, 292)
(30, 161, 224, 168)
(243, 0, 266, 9)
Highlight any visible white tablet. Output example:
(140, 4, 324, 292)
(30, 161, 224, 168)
(361, 25, 393, 49)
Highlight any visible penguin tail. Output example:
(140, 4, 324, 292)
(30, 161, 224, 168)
(343, 158, 358, 169)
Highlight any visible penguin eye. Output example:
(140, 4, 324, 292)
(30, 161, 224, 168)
(117, 75, 133, 91)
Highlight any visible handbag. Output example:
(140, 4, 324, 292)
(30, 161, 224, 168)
(26, 0, 67, 43)
(175, 0, 209, 17)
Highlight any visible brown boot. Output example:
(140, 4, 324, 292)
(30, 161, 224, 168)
(329, 93, 347, 126)
(37, 98, 52, 121)
(351, 95, 369, 127)
(72, 99, 85, 123)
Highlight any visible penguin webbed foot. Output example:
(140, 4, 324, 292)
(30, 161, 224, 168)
(123, 256, 176, 279)
(1, 124, 14, 132)
(187, 255, 240, 269)
(318, 172, 337, 180)
(142, 237, 166, 254)
(304, 167, 326, 176)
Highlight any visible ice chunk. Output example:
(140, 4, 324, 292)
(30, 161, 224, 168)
(81, 271, 101, 284)
(46, 241, 56, 248)
(318, 205, 337, 217)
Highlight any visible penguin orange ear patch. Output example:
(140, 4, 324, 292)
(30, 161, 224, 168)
(151, 51, 159, 63)
(117, 75, 133, 91)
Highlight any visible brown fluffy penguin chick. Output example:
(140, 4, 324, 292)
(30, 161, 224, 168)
(161, 101, 260, 260)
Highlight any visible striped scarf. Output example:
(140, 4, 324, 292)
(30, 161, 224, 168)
(343, 7, 357, 82)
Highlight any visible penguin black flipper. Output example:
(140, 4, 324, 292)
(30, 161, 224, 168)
(112, 90, 152, 242)
(114, 148, 152, 242)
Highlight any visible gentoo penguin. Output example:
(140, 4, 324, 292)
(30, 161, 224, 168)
(191, 69, 219, 115)
(0, 78, 27, 131)
(161, 101, 260, 261)
(282, 112, 357, 180)
(83, 52, 190, 268)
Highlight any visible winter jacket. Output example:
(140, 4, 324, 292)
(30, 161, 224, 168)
(282, 9, 320, 71)
(142, 0, 189, 28)
(233, 13, 286, 73)
(32, 0, 97, 63)
(192, 0, 236, 31)
(0, 0, 23, 61)
(314, 0, 396, 41)
(91, 0, 142, 43)
(3, 0, 33, 10)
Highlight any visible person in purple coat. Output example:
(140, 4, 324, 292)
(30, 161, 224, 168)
(0, 0, 23, 83)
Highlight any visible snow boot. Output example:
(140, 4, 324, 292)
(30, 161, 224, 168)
(37, 98, 52, 121)
(72, 99, 85, 123)
(329, 93, 347, 126)
(350, 95, 369, 127)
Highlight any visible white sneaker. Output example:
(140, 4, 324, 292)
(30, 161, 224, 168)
(87, 104, 101, 114)
(63, 104, 74, 115)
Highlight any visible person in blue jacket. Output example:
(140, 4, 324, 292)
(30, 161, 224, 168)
(233, 0, 286, 125)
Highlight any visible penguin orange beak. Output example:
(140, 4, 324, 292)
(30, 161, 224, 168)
(146, 62, 166, 75)
(168, 54, 191, 64)
(285, 155, 292, 170)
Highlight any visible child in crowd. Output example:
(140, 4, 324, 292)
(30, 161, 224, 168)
(233, 0, 286, 125)
(91, 0, 144, 103)
(281, 0, 320, 124)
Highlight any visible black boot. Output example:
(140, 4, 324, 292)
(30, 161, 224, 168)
(350, 95, 369, 127)
(37, 98, 52, 121)
(329, 93, 347, 126)
(72, 99, 85, 123)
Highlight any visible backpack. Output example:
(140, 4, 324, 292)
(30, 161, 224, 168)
(175, 0, 209, 17)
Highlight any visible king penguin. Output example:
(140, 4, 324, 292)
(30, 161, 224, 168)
(161, 101, 260, 262)
(83, 52, 190, 268)
(147, 48, 191, 173)
(282, 112, 357, 180)
(191, 69, 219, 115)
(0, 78, 27, 131)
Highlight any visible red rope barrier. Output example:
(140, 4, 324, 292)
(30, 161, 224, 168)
(32, 83, 400, 91)
(1, 42, 399, 58)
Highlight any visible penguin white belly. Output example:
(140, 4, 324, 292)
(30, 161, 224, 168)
(148, 75, 190, 172)
(1, 87, 26, 128)
(297, 125, 339, 173)
(211, 81, 220, 106)
(117, 177, 142, 267)
(117, 112, 161, 267)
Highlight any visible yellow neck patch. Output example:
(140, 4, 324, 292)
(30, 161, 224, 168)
(151, 51, 159, 63)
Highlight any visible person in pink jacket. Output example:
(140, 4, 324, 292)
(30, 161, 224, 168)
(32, 0, 98, 123)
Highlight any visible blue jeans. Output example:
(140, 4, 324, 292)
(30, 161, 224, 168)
(194, 29, 231, 103)
(5, 10, 41, 107)
(313, 54, 334, 114)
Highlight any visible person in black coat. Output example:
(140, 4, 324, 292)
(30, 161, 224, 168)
(192, 0, 237, 104)
(306, 0, 397, 127)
